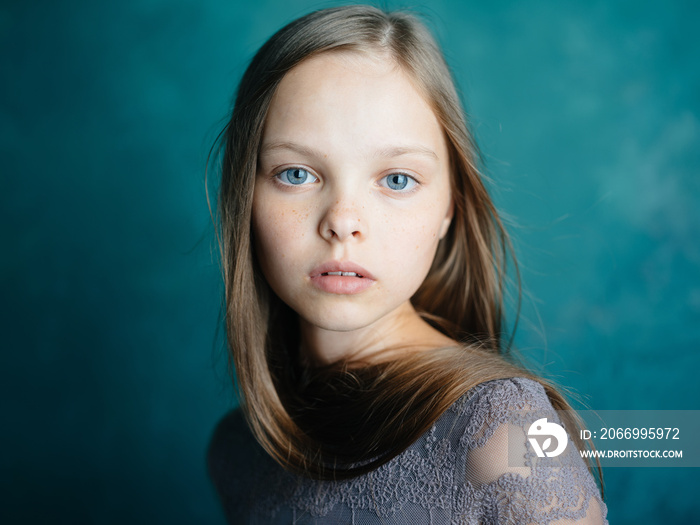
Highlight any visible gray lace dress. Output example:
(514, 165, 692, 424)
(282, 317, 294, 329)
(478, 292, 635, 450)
(208, 377, 608, 524)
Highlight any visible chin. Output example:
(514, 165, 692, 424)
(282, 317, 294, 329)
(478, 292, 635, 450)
(303, 315, 372, 333)
(299, 306, 386, 333)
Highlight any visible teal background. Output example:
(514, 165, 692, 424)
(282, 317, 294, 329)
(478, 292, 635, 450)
(2, 0, 698, 523)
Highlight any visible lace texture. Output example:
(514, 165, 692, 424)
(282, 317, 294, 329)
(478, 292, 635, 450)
(208, 378, 608, 524)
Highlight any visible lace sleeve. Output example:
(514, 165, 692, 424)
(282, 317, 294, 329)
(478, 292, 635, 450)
(459, 378, 608, 525)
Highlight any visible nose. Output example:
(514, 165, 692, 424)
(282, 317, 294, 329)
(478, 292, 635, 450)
(319, 197, 366, 243)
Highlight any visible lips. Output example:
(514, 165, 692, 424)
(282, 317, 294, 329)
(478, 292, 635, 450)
(310, 261, 375, 295)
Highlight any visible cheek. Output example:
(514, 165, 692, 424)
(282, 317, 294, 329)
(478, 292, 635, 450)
(252, 196, 310, 265)
(379, 206, 447, 269)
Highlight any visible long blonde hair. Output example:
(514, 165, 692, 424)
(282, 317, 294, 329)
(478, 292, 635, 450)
(215, 5, 601, 485)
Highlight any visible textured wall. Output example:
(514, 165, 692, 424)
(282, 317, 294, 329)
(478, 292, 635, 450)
(2, 0, 698, 523)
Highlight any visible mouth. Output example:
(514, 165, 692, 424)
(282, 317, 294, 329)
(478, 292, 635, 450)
(310, 261, 375, 280)
(321, 271, 364, 278)
(310, 261, 375, 295)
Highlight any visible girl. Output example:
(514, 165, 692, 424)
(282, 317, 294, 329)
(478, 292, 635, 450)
(208, 5, 608, 524)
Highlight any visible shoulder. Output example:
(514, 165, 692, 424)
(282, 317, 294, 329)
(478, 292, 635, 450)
(448, 377, 608, 524)
(450, 376, 555, 469)
(207, 407, 256, 472)
(448, 377, 552, 445)
(458, 376, 550, 413)
(207, 408, 273, 516)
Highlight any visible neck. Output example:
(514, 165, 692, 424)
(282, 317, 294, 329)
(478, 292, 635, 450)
(298, 301, 456, 367)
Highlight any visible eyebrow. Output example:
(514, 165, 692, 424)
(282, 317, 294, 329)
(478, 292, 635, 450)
(260, 141, 439, 162)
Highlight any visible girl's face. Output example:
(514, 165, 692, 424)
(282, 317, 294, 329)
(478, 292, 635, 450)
(252, 51, 453, 350)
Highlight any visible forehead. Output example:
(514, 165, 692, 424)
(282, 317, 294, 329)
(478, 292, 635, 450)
(261, 51, 447, 160)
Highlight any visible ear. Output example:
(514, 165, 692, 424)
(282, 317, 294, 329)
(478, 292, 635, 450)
(438, 199, 454, 240)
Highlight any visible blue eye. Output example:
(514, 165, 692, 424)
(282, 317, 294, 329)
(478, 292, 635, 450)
(277, 167, 317, 185)
(382, 173, 417, 191)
